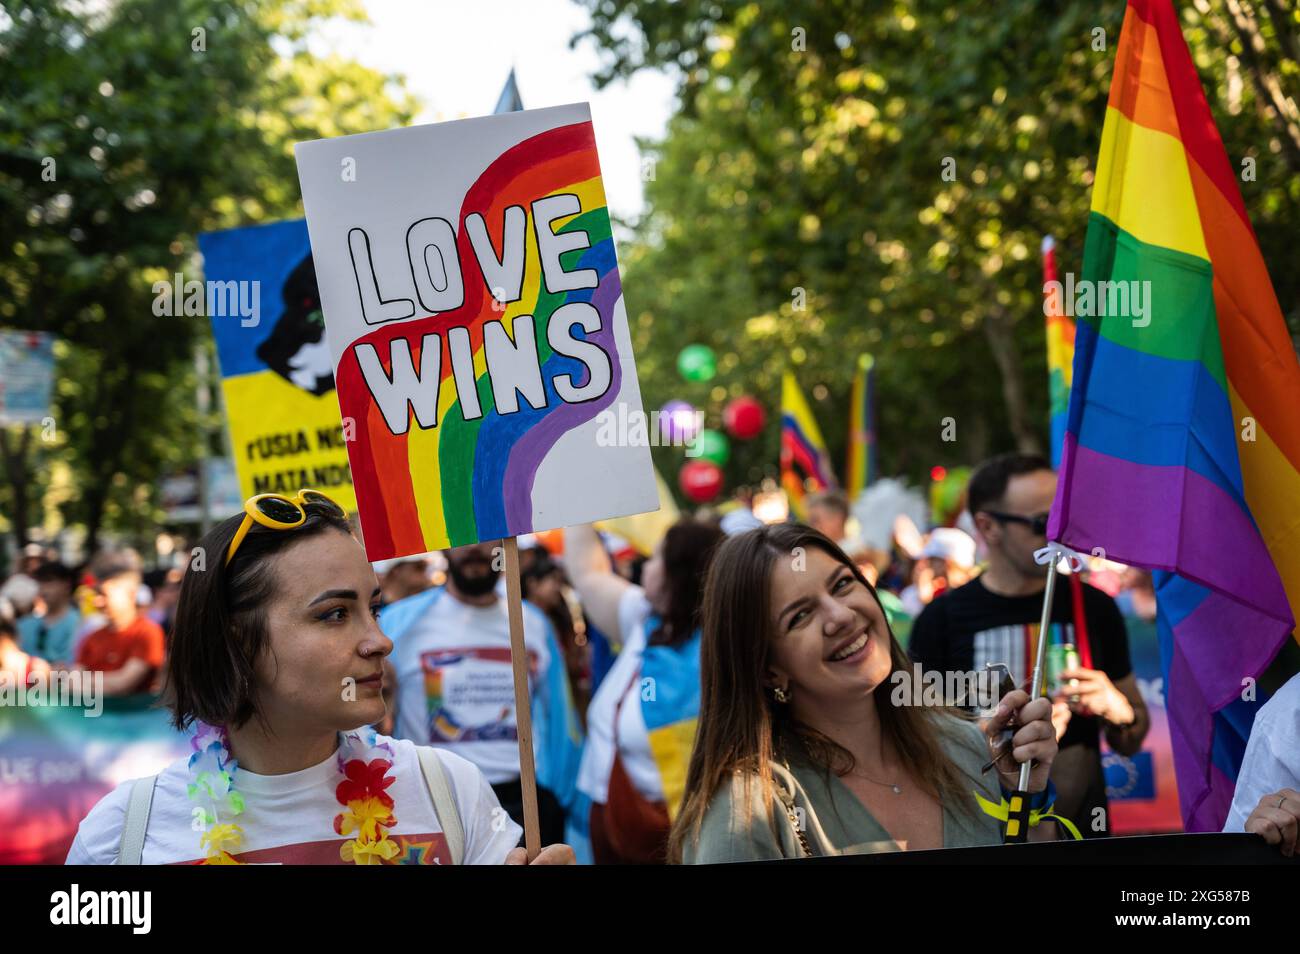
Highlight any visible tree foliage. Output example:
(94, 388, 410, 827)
(577, 0, 1300, 494)
(0, 0, 417, 551)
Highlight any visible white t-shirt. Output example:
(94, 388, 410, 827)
(392, 593, 551, 785)
(1224, 672, 1300, 833)
(577, 587, 662, 805)
(65, 736, 521, 865)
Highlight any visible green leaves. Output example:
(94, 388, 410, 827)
(581, 0, 1300, 495)
(0, 0, 416, 547)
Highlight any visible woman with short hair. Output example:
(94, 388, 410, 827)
(67, 490, 572, 865)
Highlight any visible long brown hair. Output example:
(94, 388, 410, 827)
(669, 523, 975, 861)
(646, 517, 724, 648)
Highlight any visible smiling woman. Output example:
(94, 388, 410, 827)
(671, 524, 1064, 863)
(64, 492, 574, 866)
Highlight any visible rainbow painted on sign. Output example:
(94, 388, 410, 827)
(334, 122, 624, 558)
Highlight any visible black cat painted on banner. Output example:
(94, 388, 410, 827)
(255, 254, 335, 397)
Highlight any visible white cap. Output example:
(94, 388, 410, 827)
(920, 528, 977, 568)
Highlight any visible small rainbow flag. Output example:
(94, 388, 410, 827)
(845, 354, 877, 499)
(1042, 236, 1076, 468)
(781, 370, 837, 519)
(1048, 0, 1300, 831)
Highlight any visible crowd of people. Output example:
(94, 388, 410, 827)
(2, 453, 1296, 864)
(1, 546, 168, 699)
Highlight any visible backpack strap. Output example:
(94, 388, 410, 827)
(118, 774, 158, 865)
(417, 746, 464, 865)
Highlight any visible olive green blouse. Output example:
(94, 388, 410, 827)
(682, 715, 1004, 863)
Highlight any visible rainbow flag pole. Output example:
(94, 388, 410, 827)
(1047, 0, 1300, 831)
(846, 354, 877, 499)
(1042, 236, 1076, 469)
(780, 370, 838, 519)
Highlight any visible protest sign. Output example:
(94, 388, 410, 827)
(0, 330, 55, 425)
(294, 102, 657, 560)
(296, 103, 658, 857)
(198, 220, 357, 509)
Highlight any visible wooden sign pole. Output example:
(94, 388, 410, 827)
(502, 536, 541, 861)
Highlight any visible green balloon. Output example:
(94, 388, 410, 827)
(694, 428, 730, 466)
(677, 344, 717, 382)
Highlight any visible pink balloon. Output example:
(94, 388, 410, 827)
(660, 399, 700, 443)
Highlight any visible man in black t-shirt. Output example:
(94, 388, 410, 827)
(910, 453, 1149, 838)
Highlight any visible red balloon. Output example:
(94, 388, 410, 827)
(679, 460, 724, 503)
(723, 396, 766, 440)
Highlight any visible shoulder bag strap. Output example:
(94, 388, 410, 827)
(417, 746, 464, 865)
(117, 774, 158, 865)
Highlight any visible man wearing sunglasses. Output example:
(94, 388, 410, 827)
(909, 453, 1148, 839)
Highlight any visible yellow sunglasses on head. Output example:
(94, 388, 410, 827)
(225, 488, 346, 566)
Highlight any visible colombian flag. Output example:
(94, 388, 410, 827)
(1048, 0, 1300, 830)
(781, 371, 837, 519)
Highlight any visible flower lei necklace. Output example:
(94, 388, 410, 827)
(187, 721, 400, 865)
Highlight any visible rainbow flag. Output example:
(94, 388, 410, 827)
(1048, 0, 1300, 831)
(1042, 236, 1076, 468)
(845, 354, 878, 498)
(780, 370, 837, 519)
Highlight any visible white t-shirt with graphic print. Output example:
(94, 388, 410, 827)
(65, 736, 521, 865)
(391, 593, 552, 786)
